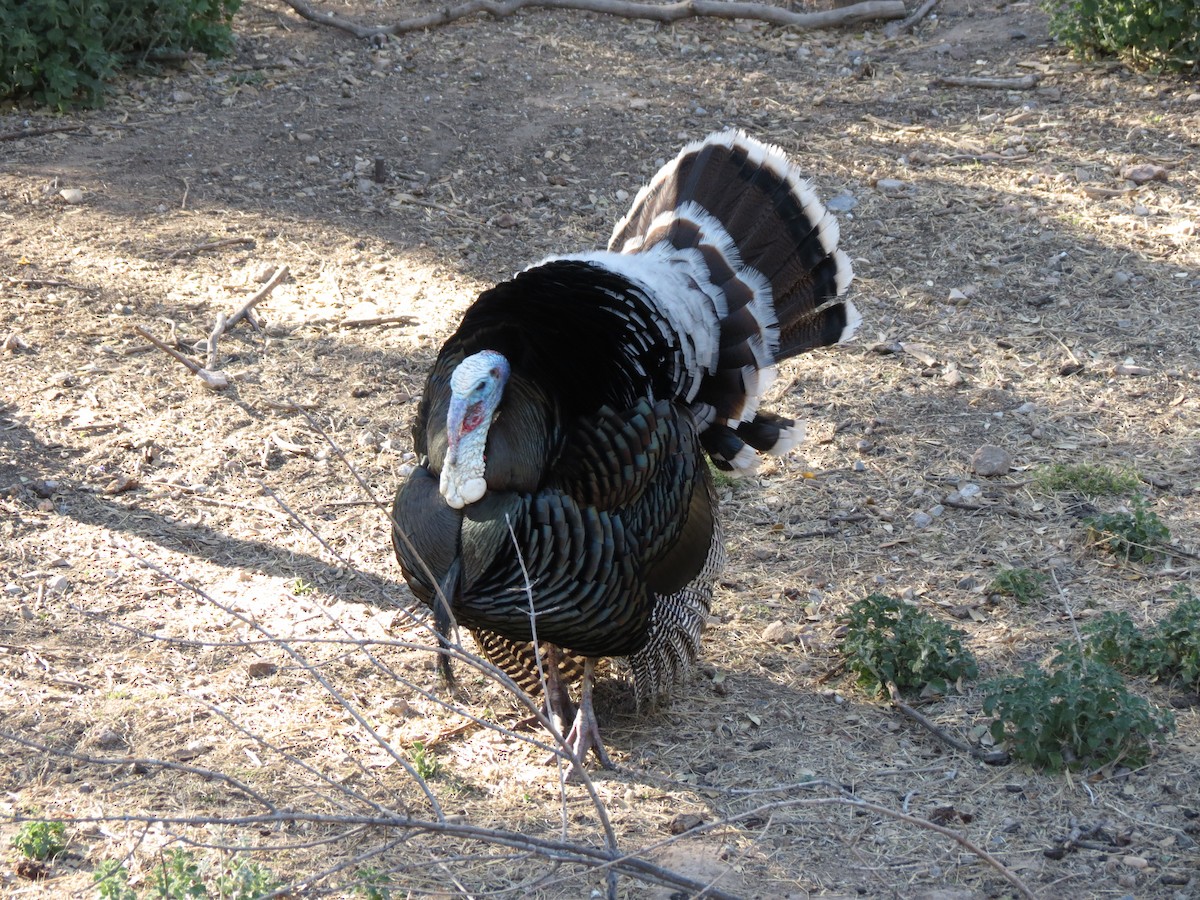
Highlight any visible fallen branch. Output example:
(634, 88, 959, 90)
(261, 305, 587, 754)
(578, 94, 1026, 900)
(227, 264, 289, 330)
(337, 313, 418, 329)
(883, 0, 938, 37)
(932, 73, 1043, 90)
(279, 0, 906, 38)
(887, 683, 1010, 765)
(0, 123, 87, 142)
(163, 236, 256, 261)
(5, 275, 89, 291)
(133, 325, 231, 390)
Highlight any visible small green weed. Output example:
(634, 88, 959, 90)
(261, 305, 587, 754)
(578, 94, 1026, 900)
(409, 741, 440, 780)
(355, 867, 393, 900)
(988, 567, 1048, 604)
(840, 594, 979, 697)
(982, 646, 1174, 771)
(150, 848, 206, 899)
(1033, 462, 1138, 497)
(214, 858, 281, 899)
(12, 819, 67, 861)
(1084, 499, 1170, 562)
(94, 860, 138, 900)
(289, 577, 317, 596)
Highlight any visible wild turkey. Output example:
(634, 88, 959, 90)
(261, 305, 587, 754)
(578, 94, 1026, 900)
(391, 130, 859, 767)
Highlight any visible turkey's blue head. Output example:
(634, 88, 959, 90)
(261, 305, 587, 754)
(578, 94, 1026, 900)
(439, 349, 510, 508)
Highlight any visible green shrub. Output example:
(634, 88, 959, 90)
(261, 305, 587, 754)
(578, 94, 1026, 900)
(840, 594, 979, 697)
(150, 848, 206, 899)
(12, 819, 68, 861)
(1044, 0, 1200, 72)
(982, 647, 1174, 771)
(0, 0, 242, 110)
(94, 860, 138, 900)
(1033, 462, 1138, 497)
(988, 567, 1048, 604)
(1084, 593, 1200, 691)
(1083, 499, 1171, 562)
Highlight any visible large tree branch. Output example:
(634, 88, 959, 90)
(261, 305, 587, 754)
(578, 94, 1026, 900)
(278, 0, 907, 39)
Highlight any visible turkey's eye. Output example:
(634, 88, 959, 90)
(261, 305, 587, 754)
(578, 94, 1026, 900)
(475, 379, 488, 393)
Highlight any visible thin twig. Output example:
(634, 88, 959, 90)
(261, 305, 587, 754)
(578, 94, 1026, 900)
(883, 0, 938, 37)
(227, 264, 289, 330)
(887, 683, 1010, 765)
(932, 74, 1043, 90)
(162, 236, 256, 260)
(132, 325, 230, 390)
(0, 124, 87, 142)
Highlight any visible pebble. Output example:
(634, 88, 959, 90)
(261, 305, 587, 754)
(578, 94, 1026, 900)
(912, 511, 934, 528)
(761, 620, 796, 644)
(59, 188, 84, 204)
(875, 178, 910, 196)
(247, 661, 277, 678)
(825, 192, 858, 212)
(4, 583, 21, 595)
(971, 444, 1012, 477)
(96, 728, 126, 749)
(45, 574, 69, 594)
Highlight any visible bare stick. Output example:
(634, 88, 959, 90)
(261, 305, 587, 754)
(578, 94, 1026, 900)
(206, 312, 227, 371)
(932, 74, 1042, 90)
(162, 236, 256, 260)
(883, 0, 938, 37)
(887, 683, 1009, 765)
(227, 264, 289, 330)
(5, 275, 89, 291)
(338, 313, 418, 329)
(278, 0, 906, 39)
(133, 325, 230, 390)
(0, 123, 87, 142)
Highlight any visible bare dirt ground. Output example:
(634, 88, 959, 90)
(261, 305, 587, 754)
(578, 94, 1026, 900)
(1, 0, 1198, 896)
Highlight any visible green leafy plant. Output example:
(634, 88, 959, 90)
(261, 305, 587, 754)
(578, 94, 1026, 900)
(213, 857, 281, 899)
(1043, 0, 1200, 72)
(150, 848, 207, 899)
(982, 646, 1174, 771)
(94, 860, 138, 900)
(355, 867, 393, 900)
(988, 567, 1048, 604)
(0, 0, 242, 110)
(409, 740, 440, 780)
(12, 819, 68, 861)
(1033, 462, 1138, 497)
(1084, 593, 1200, 692)
(1084, 499, 1170, 562)
(840, 594, 979, 697)
(289, 576, 316, 596)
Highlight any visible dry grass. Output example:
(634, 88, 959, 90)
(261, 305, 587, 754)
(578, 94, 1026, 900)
(1, 0, 1198, 896)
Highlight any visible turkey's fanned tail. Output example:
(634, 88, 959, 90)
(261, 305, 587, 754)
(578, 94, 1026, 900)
(608, 129, 859, 470)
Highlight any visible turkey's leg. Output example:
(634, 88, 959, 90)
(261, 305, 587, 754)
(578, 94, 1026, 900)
(564, 657, 615, 770)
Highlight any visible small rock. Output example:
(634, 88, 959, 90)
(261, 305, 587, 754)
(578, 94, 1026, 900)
(45, 574, 70, 594)
(4, 583, 22, 595)
(59, 188, 84, 204)
(958, 483, 982, 500)
(912, 511, 934, 528)
(1014, 402, 1037, 415)
(1059, 361, 1085, 376)
(761, 620, 796, 644)
(103, 474, 138, 495)
(874, 178, 911, 196)
(1115, 363, 1152, 376)
(825, 192, 858, 212)
(494, 213, 520, 228)
(971, 445, 1012, 477)
(247, 661, 278, 678)
(1119, 163, 1167, 185)
(383, 698, 411, 717)
(96, 728, 126, 749)
(1122, 855, 1149, 869)
(667, 812, 707, 835)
